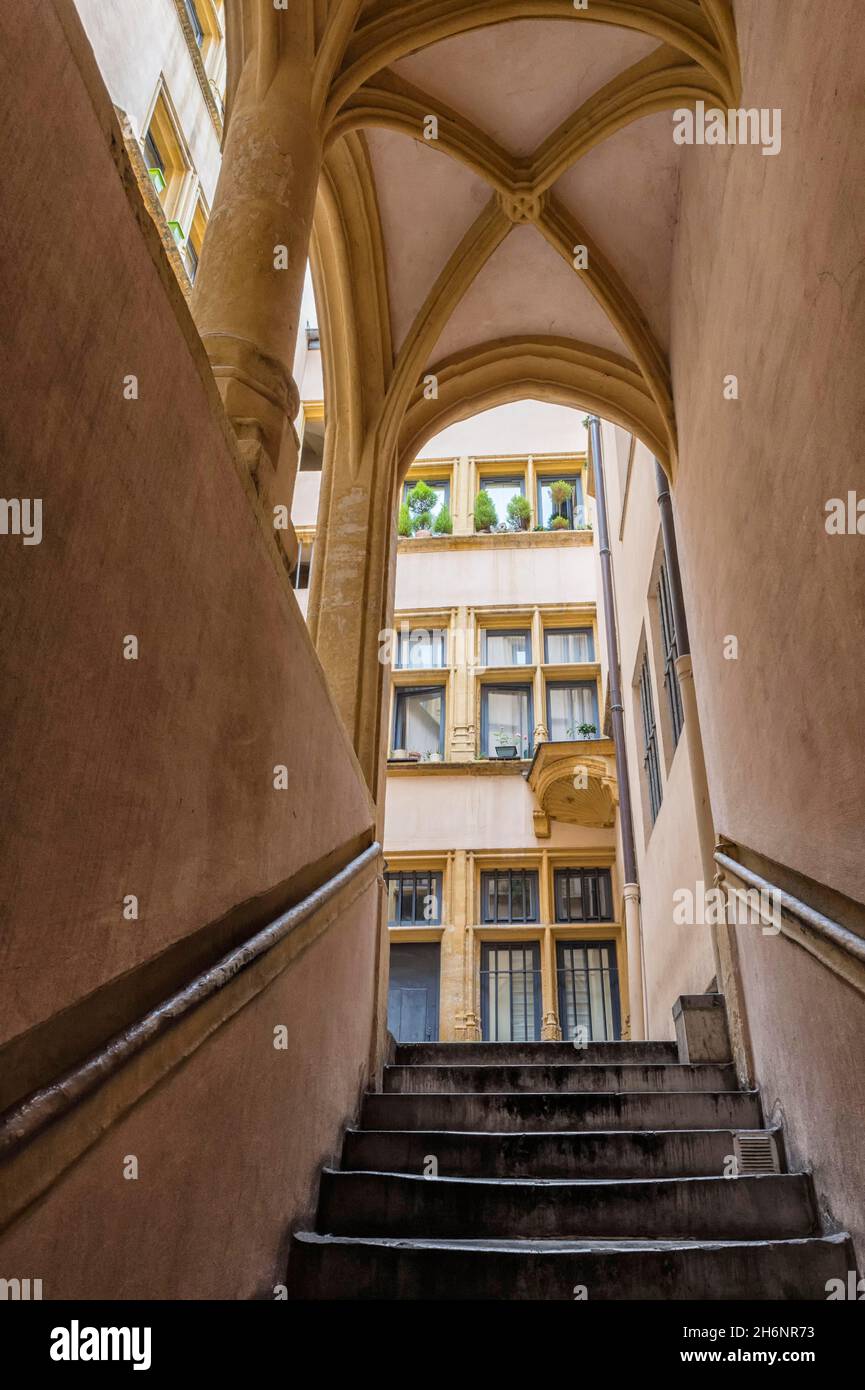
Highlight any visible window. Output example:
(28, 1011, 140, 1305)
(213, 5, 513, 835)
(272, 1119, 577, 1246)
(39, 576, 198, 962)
(482, 629, 531, 667)
(554, 868, 613, 923)
(481, 684, 533, 758)
(657, 561, 684, 747)
(184, 198, 207, 284)
(556, 942, 620, 1042)
(143, 89, 190, 219)
(481, 869, 539, 924)
(292, 539, 314, 591)
(403, 477, 450, 522)
(537, 473, 584, 528)
(638, 649, 663, 824)
(396, 628, 447, 670)
(478, 476, 524, 524)
(306, 327, 321, 349)
(546, 681, 599, 740)
(481, 943, 542, 1042)
(183, 0, 205, 46)
(385, 871, 442, 925)
(544, 627, 594, 664)
(393, 686, 445, 756)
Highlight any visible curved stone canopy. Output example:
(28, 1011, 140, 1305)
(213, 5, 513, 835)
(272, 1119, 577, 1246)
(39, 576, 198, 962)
(290, 0, 742, 476)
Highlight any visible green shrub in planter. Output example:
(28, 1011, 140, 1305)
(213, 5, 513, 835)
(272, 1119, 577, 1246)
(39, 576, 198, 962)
(432, 503, 453, 535)
(550, 515, 570, 530)
(397, 502, 412, 537)
(412, 510, 434, 533)
(474, 490, 498, 531)
(406, 480, 438, 520)
(549, 479, 575, 508)
(507, 494, 532, 530)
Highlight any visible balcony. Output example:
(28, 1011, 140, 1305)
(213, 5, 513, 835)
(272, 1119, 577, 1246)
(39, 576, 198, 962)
(527, 737, 617, 836)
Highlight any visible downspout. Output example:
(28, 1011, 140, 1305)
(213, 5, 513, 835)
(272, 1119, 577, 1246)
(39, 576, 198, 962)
(654, 460, 754, 1083)
(587, 417, 647, 1039)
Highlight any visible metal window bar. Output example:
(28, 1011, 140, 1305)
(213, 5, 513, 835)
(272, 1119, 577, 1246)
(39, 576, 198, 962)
(482, 870, 538, 923)
(638, 650, 663, 823)
(556, 944, 620, 1041)
(481, 946, 541, 1041)
(554, 869, 613, 923)
(657, 562, 684, 745)
(386, 871, 442, 925)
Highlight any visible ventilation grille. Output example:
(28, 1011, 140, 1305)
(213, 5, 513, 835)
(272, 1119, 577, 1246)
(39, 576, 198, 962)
(734, 1131, 780, 1174)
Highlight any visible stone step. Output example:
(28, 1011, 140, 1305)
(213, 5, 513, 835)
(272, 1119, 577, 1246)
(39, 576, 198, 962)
(288, 1231, 853, 1301)
(342, 1126, 779, 1180)
(317, 1170, 815, 1242)
(383, 1062, 737, 1094)
(361, 1089, 763, 1133)
(394, 1041, 680, 1066)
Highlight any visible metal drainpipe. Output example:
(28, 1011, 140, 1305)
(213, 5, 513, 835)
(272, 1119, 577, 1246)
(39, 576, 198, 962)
(587, 416, 647, 1039)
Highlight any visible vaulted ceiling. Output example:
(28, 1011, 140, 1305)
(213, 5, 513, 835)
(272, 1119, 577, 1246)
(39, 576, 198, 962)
(240, 1, 741, 476)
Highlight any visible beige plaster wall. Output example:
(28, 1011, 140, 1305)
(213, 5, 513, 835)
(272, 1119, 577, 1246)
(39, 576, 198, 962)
(0, 0, 373, 1052)
(598, 424, 714, 1034)
(385, 774, 616, 855)
(0, 883, 379, 1299)
(667, 0, 865, 1250)
(417, 402, 587, 459)
(73, 0, 222, 205)
(396, 539, 596, 610)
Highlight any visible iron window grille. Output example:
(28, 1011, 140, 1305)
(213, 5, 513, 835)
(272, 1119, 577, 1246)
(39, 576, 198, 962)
(556, 941, 621, 1042)
(554, 868, 614, 922)
(657, 560, 684, 747)
(481, 943, 542, 1042)
(385, 871, 443, 925)
(638, 649, 663, 823)
(481, 869, 540, 924)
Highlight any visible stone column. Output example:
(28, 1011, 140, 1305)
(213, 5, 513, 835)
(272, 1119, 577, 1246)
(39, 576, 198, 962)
(451, 603, 475, 761)
(531, 606, 548, 745)
(192, 23, 320, 573)
(541, 925, 561, 1040)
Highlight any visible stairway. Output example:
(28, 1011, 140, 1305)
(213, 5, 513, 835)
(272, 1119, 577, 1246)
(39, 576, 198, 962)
(288, 1040, 853, 1299)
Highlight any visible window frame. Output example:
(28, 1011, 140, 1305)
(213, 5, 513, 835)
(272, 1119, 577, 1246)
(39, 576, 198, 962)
(402, 477, 451, 521)
(393, 684, 446, 756)
(543, 627, 595, 664)
(545, 679, 600, 741)
(536, 473, 585, 529)
(395, 627, 448, 671)
(638, 648, 663, 824)
(480, 681, 534, 759)
(481, 627, 532, 668)
(385, 870, 443, 926)
(657, 560, 684, 748)
(480, 869, 540, 924)
(553, 867, 614, 923)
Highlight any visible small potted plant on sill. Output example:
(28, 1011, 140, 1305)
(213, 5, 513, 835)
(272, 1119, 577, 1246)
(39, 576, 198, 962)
(406, 481, 439, 538)
(428, 751, 443, 763)
(506, 494, 532, 531)
(474, 489, 498, 533)
(397, 502, 412, 538)
(494, 729, 519, 759)
(432, 504, 453, 536)
(548, 479, 575, 530)
(568, 722, 597, 740)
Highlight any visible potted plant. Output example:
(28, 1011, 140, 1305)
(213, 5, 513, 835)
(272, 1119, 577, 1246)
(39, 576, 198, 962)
(474, 490, 498, 533)
(432, 503, 453, 535)
(429, 751, 443, 763)
(406, 480, 439, 538)
(568, 722, 597, 740)
(397, 502, 412, 538)
(506, 494, 532, 531)
(494, 729, 518, 759)
(548, 479, 575, 529)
